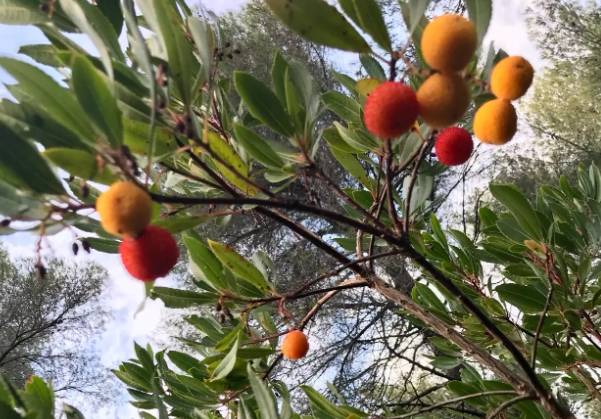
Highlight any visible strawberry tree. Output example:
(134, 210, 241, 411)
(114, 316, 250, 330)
(0, 0, 598, 418)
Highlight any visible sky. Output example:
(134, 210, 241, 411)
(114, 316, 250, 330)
(0, 0, 543, 417)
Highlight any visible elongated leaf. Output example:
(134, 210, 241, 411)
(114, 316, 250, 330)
(265, 0, 370, 53)
(328, 145, 372, 190)
(44, 148, 117, 183)
(136, 0, 197, 106)
(212, 337, 239, 381)
(208, 240, 272, 292)
(247, 364, 279, 419)
(403, 0, 431, 36)
(0, 125, 64, 194)
(183, 233, 234, 294)
(301, 386, 346, 418)
(490, 184, 543, 240)
(322, 91, 361, 124)
(21, 377, 54, 419)
(206, 131, 259, 195)
(466, 0, 492, 45)
(496, 284, 547, 313)
(234, 124, 285, 169)
(188, 17, 215, 79)
(59, 0, 124, 77)
(84, 237, 120, 253)
(72, 56, 122, 147)
(0, 58, 94, 141)
(151, 287, 216, 308)
(339, 0, 391, 51)
(359, 54, 386, 80)
(96, 0, 123, 35)
(234, 72, 294, 136)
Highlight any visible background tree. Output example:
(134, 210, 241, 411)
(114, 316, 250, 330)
(0, 245, 112, 401)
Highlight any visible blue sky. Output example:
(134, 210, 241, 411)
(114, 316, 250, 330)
(0, 0, 542, 417)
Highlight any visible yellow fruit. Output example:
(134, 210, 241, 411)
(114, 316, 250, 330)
(96, 181, 152, 237)
(416, 73, 470, 128)
(421, 14, 477, 72)
(473, 99, 517, 145)
(490, 56, 534, 100)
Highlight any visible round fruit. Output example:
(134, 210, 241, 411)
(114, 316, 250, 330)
(120, 225, 179, 281)
(473, 99, 517, 145)
(363, 81, 419, 139)
(435, 127, 473, 166)
(96, 181, 152, 238)
(421, 14, 477, 72)
(281, 330, 309, 360)
(490, 56, 534, 100)
(417, 73, 470, 128)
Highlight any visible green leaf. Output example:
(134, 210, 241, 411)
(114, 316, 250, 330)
(183, 233, 228, 292)
(490, 184, 543, 240)
(136, 0, 197, 106)
(301, 386, 346, 418)
(248, 364, 279, 419)
(208, 240, 272, 292)
(84, 237, 120, 253)
(322, 91, 362, 124)
(153, 215, 207, 234)
(465, 0, 492, 45)
(71, 55, 122, 147)
(339, 0, 391, 51)
(44, 148, 117, 183)
(328, 145, 372, 190)
(234, 71, 294, 136)
(359, 54, 386, 80)
(151, 287, 217, 308)
(63, 404, 86, 419)
(123, 119, 176, 156)
(0, 58, 95, 141)
(212, 337, 240, 381)
(206, 131, 259, 196)
(233, 124, 285, 170)
(402, 0, 431, 36)
(400, 0, 429, 46)
(264, 0, 370, 53)
(495, 284, 547, 314)
(22, 376, 54, 419)
(0, 0, 54, 25)
(59, 0, 124, 77)
(96, 0, 123, 35)
(188, 17, 215, 80)
(0, 125, 64, 194)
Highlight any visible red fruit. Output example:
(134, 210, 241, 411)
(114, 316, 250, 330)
(363, 81, 419, 139)
(434, 127, 474, 166)
(119, 225, 179, 281)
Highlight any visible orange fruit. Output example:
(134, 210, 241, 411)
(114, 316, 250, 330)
(473, 99, 517, 145)
(96, 181, 152, 237)
(490, 56, 534, 100)
(417, 73, 470, 128)
(421, 14, 477, 72)
(281, 330, 309, 360)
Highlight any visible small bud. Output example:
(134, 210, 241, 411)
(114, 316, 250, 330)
(68, 175, 75, 182)
(81, 184, 90, 198)
(72, 242, 79, 256)
(39, 3, 50, 13)
(81, 239, 91, 253)
(227, 54, 233, 60)
(1, 219, 10, 227)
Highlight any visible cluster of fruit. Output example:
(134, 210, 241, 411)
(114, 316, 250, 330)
(96, 181, 179, 281)
(363, 14, 534, 166)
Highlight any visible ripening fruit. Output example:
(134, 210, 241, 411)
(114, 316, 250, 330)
(363, 81, 419, 139)
(421, 14, 477, 72)
(120, 225, 179, 281)
(473, 99, 517, 145)
(417, 73, 470, 128)
(490, 56, 534, 100)
(435, 127, 473, 166)
(96, 181, 152, 238)
(281, 330, 309, 360)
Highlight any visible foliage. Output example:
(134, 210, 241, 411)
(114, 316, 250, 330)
(0, 246, 112, 400)
(0, 0, 597, 418)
